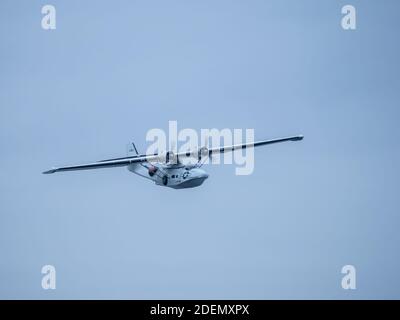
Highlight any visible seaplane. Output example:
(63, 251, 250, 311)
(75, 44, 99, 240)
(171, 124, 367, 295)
(43, 135, 304, 189)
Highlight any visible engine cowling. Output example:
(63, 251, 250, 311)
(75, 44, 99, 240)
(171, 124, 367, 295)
(198, 147, 209, 160)
(162, 151, 178, 164)
(166, 151, 174, 163)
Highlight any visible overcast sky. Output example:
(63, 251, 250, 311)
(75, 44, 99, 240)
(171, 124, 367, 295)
(1, 0, 400, 299)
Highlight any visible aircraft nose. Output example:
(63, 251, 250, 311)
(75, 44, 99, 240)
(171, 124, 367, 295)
(201, 172, 209, 179)
(192, 169, 209, 180)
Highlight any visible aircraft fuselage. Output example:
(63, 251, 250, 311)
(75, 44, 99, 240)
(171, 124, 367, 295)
(127, 163, 209, 189)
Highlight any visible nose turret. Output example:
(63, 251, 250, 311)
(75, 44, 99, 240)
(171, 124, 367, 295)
(191, 168, 209, 179)
(173, 168, 209, 189)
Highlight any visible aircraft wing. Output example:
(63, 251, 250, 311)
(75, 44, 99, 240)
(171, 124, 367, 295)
(42, 155, 158, 174)
(43, 135, 303, 174)
(207, 135, 304, 156)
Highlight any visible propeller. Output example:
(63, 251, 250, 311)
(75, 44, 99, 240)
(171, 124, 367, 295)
(197, 133, 209, 160)
(195, 133, 212, 168)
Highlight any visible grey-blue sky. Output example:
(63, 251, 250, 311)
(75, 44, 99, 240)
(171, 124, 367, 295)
(1, 0, 400, 299)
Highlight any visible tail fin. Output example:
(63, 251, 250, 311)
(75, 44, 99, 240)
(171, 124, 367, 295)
(126, 142, 139, 156)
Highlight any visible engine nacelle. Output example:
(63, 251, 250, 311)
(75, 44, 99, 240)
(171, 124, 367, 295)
(157, 151, 178, 164)
(166, 151, 174, 163)
(198, 146, 209, 160)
